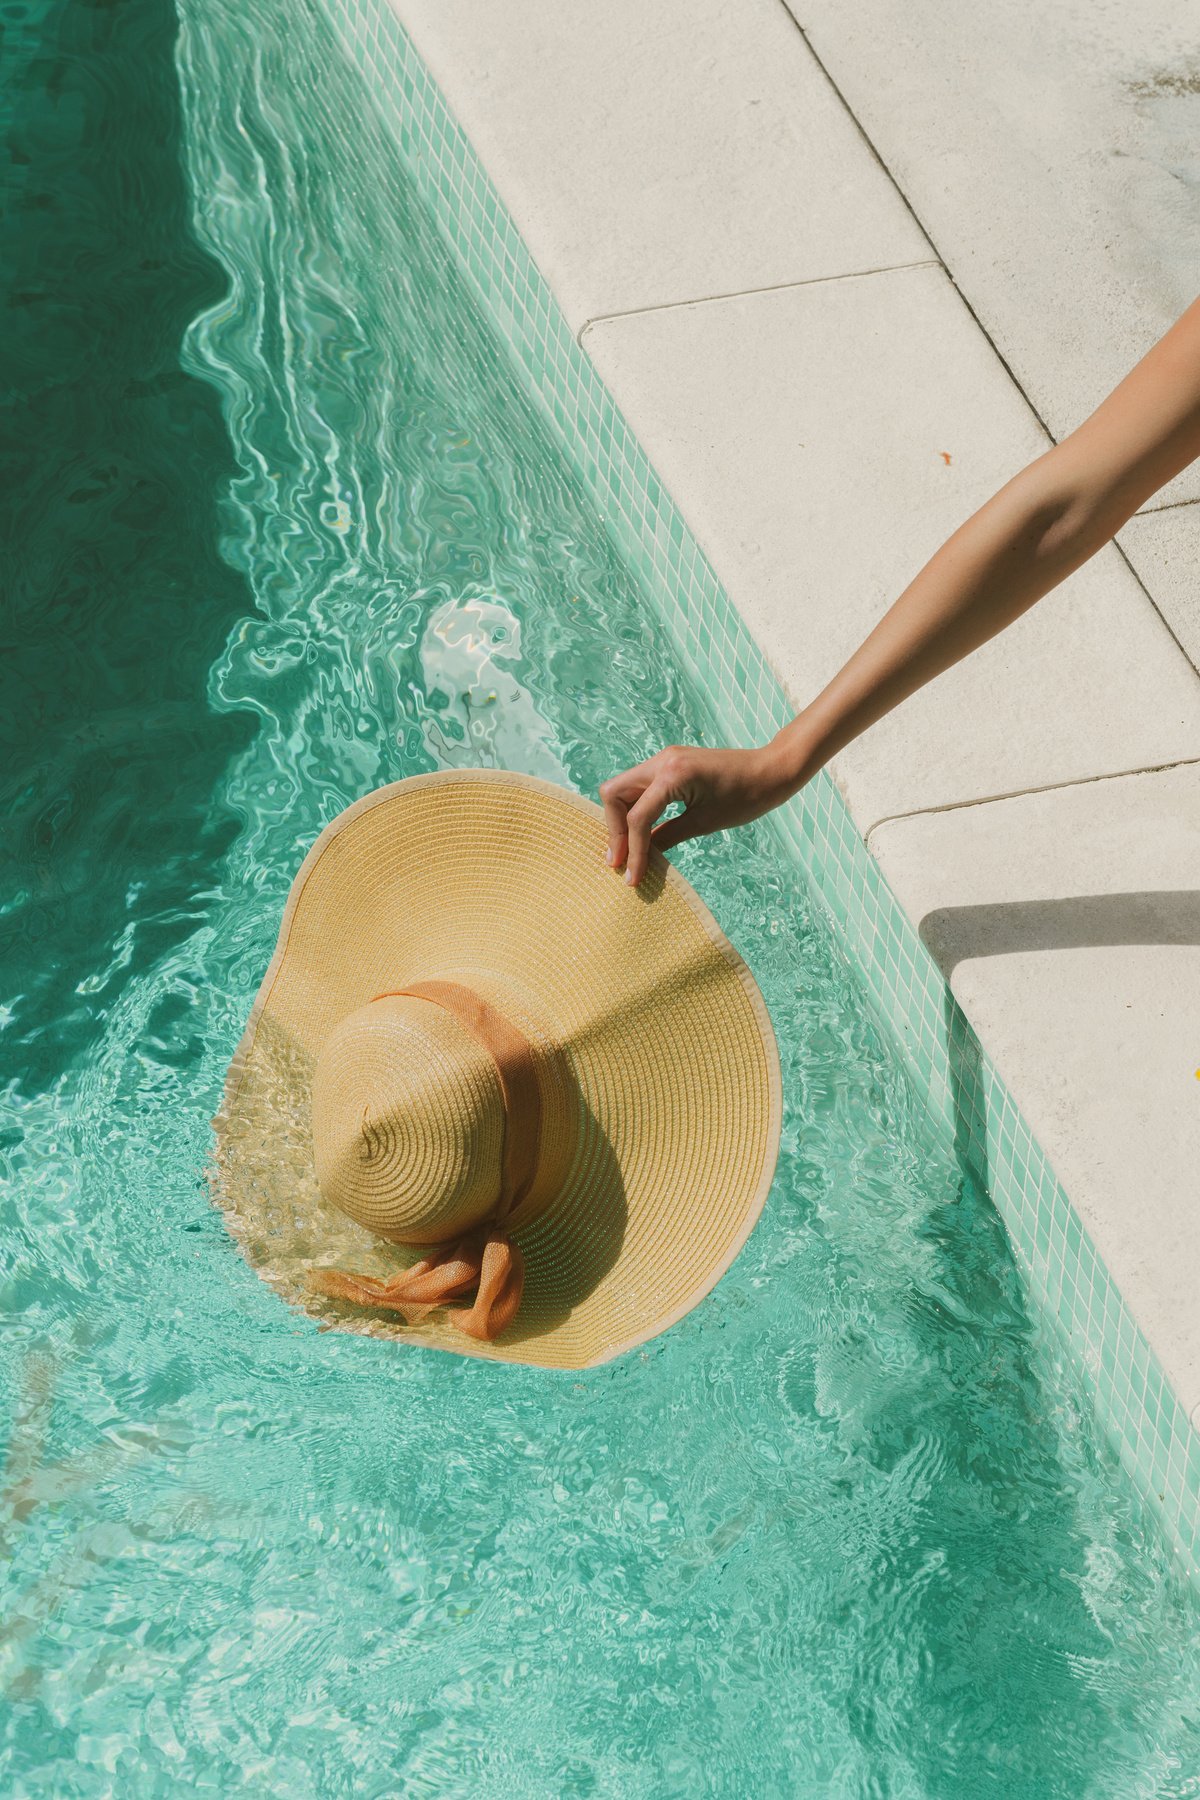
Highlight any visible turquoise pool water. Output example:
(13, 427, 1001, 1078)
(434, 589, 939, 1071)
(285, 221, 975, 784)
(4, 0, 1200, 1791)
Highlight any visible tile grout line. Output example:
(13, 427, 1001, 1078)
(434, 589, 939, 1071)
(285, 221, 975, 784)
(1131, 494, 1200, 517)
(1112, 539, 1200, 673)
(576, 258, 943, 342)
(863, 753, 1200, 849)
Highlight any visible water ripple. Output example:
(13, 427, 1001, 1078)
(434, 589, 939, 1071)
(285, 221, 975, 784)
(3, 0, 1200, 1792)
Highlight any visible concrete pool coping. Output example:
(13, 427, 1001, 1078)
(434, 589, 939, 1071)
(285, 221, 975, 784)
(783, 0, 1200, 674)
(321, 0, 1200, 1575)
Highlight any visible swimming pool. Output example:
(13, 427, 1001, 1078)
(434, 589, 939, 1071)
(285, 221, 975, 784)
(4, 0, 1200, 1790)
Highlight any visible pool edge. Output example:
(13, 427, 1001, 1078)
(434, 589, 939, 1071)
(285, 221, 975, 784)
(315, 0, 1200, 1588)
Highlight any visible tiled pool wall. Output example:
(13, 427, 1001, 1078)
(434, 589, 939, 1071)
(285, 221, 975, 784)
(316, 0, 1200, 1583)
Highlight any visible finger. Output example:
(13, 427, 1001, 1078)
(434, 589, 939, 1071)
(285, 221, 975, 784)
(600, 789, 629, 868)
(623, 781, 673, 887)
(598, 765, 654, 869)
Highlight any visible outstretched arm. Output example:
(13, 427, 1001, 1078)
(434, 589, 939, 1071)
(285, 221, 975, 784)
(601, 292, 1200, 885)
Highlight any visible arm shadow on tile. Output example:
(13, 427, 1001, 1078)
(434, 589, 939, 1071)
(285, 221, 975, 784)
(917, 889, 1200, 1203)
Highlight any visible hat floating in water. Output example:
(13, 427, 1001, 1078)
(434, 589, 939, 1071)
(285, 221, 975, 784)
(210, 768, 782, 1370)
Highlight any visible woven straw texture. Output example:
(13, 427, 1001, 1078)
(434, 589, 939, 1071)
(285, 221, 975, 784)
(210, 769, 782, 1370)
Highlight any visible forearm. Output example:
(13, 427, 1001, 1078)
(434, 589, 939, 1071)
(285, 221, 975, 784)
(766, 449, 1119, 790)
(765, 291, 1200, 794)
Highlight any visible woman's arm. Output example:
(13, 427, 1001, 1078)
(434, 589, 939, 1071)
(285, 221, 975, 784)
(601, 292, 1200, 885)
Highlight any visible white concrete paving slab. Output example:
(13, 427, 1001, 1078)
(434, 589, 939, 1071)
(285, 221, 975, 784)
(786, 0, 1200, 508)
(581, 265, 1200, 834)
(1118, 503, 1200, 676)
(868, 763, 1200, 1420)
(391, 0, 933, 330)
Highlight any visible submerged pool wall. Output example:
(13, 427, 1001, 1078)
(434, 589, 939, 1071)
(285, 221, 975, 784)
(314, 0, 1200, 1581)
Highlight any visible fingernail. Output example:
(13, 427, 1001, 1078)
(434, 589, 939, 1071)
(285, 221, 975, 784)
(625, 868, 635, 886)
(605, 847, 613, 865)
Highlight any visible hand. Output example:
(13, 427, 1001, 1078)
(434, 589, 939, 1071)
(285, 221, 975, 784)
(599, 742, 798, 886)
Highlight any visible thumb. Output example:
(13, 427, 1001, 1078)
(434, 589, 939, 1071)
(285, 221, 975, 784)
(650, 806, 709, 854)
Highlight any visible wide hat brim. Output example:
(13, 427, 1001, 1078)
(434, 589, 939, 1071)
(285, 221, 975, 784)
(209, 768, 782, 1370)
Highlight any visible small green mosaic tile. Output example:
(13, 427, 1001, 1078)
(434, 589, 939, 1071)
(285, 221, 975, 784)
(318, 0, 1199, 1587)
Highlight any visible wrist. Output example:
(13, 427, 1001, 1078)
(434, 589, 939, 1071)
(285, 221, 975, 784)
(759, 713, 826, 797)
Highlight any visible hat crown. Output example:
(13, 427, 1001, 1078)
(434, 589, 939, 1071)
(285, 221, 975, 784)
(311, 996, 505, 1244)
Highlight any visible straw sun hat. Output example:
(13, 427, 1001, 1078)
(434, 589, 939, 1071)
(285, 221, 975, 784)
(210, 768, 782, 1370)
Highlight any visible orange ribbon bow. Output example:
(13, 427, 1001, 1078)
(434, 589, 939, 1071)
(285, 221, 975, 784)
(308, 980, 540, 1341)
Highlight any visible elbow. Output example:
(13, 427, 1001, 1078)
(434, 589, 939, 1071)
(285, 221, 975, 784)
(1010, 449, 1121, 571)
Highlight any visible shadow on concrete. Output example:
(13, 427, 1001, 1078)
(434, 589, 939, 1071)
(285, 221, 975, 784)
(913, 885, 1194, 1195)
(919, 887, 1199, 1204)
(920, 889, 1200, 979)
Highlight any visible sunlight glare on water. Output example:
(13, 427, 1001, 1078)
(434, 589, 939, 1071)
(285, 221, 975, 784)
(3, 0, 1200, 1792)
